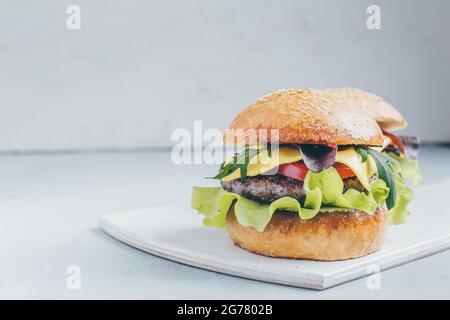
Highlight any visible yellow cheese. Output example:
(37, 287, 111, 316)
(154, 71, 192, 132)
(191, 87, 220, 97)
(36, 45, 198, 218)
(220, 138, 389, 190)
(335, 148, 377, 190)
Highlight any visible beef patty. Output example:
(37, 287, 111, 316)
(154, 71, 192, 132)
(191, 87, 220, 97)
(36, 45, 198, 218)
(221, 174, 364, 204)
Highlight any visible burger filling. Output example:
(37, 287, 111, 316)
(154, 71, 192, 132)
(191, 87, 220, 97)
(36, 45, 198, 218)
(192, 132, 422, 232)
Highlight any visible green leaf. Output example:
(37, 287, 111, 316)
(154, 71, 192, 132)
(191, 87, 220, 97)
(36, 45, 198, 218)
(370, 179, 389, 205)
(305, 167, 381, 214)
(191, 187, 223, 215)
(364, 148, 397, 210)
(304, 166, 343, 204)
(210, 161, 237, 180)
(388, 176, 413, 224)
(386, 152, 423, 187)
(239, 148, 249, 181)
(356, 147, 369, 163)
(210, 146, 261, 181)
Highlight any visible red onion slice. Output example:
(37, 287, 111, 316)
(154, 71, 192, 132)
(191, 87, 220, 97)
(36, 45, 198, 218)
(400, 136, 420, 160)
(298, 144, 337, 173)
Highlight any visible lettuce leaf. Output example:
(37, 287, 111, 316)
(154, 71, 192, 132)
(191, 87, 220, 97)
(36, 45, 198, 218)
(191, 187, 322, 232)
(304, 167, 388, 214)
(386, 152, 423, 187)
(192, 167, 389, 232)
(191, 187, 235, 228)
(362, 151, 423, 225)
(388, 175, 413, 224)
(379, 152, 421, 224)
(370, 179, 390, 205)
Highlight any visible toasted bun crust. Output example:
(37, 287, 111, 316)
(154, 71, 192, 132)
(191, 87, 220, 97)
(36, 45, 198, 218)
(226, 207, 388, 261)
(224, 89, 384, 146)
(326, 88, 407, 131)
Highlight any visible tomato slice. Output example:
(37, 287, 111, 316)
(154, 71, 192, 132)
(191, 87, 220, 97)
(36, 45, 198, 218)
(278, 161, 355, 181)
(383, 130, 405, 153)
(333, 162, 356, 179)
(278, 162, 309, 181)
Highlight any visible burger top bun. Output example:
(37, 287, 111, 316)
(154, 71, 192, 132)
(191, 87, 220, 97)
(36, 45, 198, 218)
(224, 88, 384, 146)
(326, 88, 407, 131)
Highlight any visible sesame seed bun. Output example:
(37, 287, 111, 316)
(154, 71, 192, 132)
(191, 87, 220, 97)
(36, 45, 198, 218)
(224, 89, 384, 146)
(226, 206, 388, 261)
(326, 88, 407, 131)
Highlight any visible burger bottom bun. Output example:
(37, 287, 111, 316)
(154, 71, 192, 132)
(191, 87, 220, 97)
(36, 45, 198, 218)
(226, 206, 388, 261)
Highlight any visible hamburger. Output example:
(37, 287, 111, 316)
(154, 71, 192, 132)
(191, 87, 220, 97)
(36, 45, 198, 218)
(191, 88, 422, 261)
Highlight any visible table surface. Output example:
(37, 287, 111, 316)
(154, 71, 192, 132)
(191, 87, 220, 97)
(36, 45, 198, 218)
(1, 145, 449, 299)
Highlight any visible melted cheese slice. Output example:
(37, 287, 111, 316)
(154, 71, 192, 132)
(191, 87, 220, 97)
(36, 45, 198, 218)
(335, 148, 377, 190)
(221, 145, 381, 190)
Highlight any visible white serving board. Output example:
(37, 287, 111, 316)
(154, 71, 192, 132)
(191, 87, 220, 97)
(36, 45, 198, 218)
(100, 179, 450, 290)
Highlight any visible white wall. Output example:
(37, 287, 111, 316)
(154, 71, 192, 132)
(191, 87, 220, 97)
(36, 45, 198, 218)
(1, 0, 449, 151)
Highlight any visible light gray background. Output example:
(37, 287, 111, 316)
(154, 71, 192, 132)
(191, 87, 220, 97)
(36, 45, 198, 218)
(1, 0, 449, 151)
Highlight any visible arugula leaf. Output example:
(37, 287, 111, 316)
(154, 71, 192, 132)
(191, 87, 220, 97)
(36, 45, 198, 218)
(240, 147, 250, 180)
(356, 147, 369, 163)
(211, 146, 261, 181)
(362, 148, 397, 210)
(267, 143, 272, 158)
